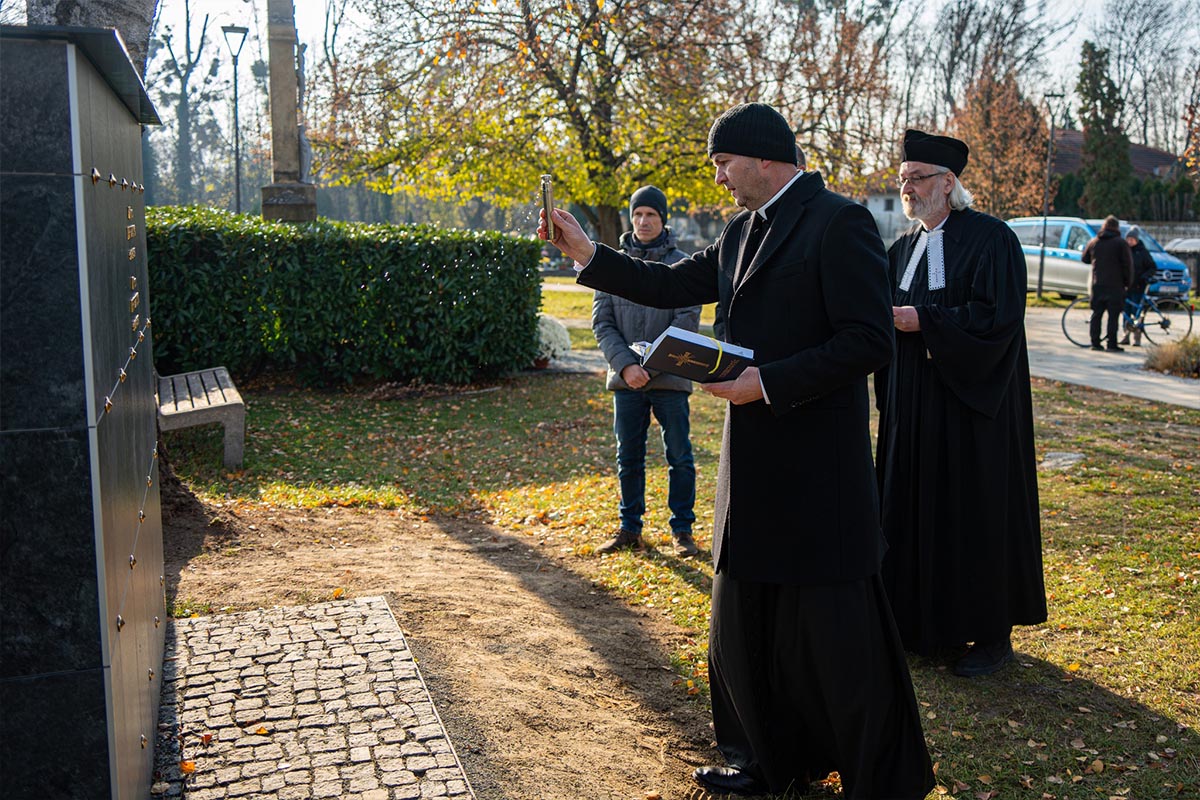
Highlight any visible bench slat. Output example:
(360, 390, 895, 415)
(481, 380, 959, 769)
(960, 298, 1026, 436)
(156, 366, 245, 468)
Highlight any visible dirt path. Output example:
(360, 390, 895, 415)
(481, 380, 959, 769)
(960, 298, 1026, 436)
(162, 469, 718, 800)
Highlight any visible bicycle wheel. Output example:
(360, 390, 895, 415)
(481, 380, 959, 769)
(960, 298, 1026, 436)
(1061, 297, 1096, 347)
(1140, 298, 1194, 345)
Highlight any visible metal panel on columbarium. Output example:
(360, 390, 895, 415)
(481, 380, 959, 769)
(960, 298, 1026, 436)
(0, 25, 163, 800)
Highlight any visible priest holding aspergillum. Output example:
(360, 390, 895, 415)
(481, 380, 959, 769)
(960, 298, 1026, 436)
(874, 129, 1048, 678)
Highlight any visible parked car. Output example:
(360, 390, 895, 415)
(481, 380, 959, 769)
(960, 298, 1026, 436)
(1006, 216, 1193, 299)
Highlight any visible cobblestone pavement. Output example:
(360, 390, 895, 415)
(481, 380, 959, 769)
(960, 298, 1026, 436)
(152, 596, 474, 800)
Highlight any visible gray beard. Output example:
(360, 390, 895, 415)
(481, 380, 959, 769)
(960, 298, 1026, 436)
(902, 193, 937, 221)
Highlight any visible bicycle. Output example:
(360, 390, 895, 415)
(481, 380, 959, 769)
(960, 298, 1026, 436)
(1061, 292, 1193, 348)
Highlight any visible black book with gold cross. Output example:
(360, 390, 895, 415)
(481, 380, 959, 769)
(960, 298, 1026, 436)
(631, 326, 755, 383)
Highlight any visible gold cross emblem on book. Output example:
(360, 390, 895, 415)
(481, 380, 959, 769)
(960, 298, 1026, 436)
(668, 351, 708, 368)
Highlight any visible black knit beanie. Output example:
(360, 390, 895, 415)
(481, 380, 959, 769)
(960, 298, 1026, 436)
(707, 103, 798, 165)
(629, 185, 669, 224)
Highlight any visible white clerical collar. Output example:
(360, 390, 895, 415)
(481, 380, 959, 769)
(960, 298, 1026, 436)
(753, 169, 804, 220)
(900, 217, 947, 292)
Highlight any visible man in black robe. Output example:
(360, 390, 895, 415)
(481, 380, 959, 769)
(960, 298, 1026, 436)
(541, 103, 934, 799)
(875, 129, 1047, 677)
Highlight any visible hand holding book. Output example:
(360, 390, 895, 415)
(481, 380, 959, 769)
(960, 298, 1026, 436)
(630, 326, 755, 383)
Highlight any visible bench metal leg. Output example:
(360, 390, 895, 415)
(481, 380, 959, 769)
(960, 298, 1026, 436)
(222, 408, 246, 469)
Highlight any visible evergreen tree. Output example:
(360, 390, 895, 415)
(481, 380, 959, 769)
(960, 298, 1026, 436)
(1076, 41, 1134, 216)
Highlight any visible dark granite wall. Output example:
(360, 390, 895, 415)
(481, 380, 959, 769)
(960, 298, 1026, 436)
(0, 30, 163, 800)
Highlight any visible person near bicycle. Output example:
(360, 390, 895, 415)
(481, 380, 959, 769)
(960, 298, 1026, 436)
(874, 129, 1046, 678)
(1081, 215, 1133, 352)
(1118, 225, 1158, 346)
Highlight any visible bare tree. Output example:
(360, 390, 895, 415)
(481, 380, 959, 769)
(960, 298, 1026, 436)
(149, 0, 221, 204)
(1091, 0, 1184, 145)
(744, 0, 909, 196)
(926, 0, 1077, 126)
(26, 0, 160, 76)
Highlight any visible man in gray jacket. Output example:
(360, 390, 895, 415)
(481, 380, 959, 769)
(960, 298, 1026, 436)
(592, 185, 702, 557)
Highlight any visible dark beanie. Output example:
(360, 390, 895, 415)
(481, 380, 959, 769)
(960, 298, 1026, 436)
(902, 129, 969, 176)
(707, 103, 798, 165)
(629, 185, 669, 223)
(1126, 224, 1142, 240)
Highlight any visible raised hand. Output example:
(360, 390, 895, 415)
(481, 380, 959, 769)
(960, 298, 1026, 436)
(539, 208, 597, 266)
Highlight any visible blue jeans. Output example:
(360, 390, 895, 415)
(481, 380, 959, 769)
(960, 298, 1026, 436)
(613, 389, 696, 535)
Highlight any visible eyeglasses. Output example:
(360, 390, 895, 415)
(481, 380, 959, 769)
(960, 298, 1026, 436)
(896, 172, 944, 188)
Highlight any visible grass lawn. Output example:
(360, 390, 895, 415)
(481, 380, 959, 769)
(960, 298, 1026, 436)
(171, 276, 1199, 795)
(166, 367, 1198, 799)
(540, 283, 719, 328)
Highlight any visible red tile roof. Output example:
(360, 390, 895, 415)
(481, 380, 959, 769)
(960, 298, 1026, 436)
(1052, 128, 1181, 179)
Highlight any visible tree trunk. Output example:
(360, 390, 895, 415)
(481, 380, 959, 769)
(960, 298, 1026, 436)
(27, 0, 160, 78)
(593, 206, 624, 249)
(175, 93, 192, 203)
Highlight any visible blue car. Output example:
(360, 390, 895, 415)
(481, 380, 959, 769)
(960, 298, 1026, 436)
(1006, 216, 1193, 299)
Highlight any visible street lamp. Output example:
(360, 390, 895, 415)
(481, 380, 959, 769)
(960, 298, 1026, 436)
(222, 25, 249, 213)
(1037, 92, 1065, 299)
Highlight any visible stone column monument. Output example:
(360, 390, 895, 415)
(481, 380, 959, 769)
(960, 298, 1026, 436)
(261, 0, 317, 222)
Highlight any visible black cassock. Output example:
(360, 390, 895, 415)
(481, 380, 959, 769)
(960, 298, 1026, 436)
(875, 209, 1047, 654)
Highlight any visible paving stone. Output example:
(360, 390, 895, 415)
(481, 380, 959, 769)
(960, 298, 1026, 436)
(227, 777, 263, 797)
(312, 781, 343, 798)
(155, 598, 474, 799)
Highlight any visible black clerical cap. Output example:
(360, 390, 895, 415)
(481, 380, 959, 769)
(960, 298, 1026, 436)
(902, 129, 969, 176)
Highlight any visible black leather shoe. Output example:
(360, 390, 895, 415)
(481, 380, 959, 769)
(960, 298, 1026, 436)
(673, 531, 699, 557)
(1090, 344, 1104, 351)
(596, 529, 642, 554)
(1106, 345, 1125, 352)
(954, 637, 1014, 677)
(693, 766, 768, 796)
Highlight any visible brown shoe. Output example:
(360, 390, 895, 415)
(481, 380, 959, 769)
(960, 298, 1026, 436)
(673, 531, 699, 557)
(596, 529, 642, 554)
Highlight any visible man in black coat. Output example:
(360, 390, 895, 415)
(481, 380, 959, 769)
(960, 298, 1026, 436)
(539, 103, 933, 800)
(1082, 215, 1134, 351)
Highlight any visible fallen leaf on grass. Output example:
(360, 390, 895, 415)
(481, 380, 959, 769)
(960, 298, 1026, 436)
(1067, 662, 1082, 672)
(978, 775, 993, 784)
(976, 792, 998, 800)
(1088, 759, 1104, 773)
(953, 780, 970, 792)
(331, 587, 345, 599)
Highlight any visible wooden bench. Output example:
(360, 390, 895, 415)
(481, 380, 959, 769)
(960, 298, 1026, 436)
(157, 366, 245, 468)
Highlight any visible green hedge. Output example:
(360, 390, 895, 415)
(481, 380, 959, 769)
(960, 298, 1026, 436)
(146, 206, 541, 384)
